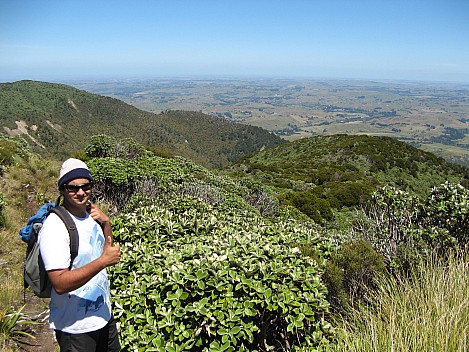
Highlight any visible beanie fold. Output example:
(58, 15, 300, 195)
(58, 158, 94, 188)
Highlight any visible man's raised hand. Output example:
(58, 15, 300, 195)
(102, 235, 121, 267)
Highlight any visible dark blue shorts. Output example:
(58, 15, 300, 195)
(55, 316, 121, 352)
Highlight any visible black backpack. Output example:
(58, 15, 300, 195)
(21, 203, 79, 298)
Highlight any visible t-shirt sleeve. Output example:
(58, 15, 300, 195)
(38, 213, 71, 271)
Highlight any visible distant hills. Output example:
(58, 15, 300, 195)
(68, 78, 469, 167)
(0, 80, 284, 168)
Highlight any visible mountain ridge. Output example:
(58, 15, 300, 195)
(0, 80, 284, 168)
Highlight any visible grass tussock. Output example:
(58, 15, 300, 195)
(334, 252, 469, 352)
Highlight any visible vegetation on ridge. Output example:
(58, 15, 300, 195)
(0, 122, 468, 350)
(228, 134, 469, 223)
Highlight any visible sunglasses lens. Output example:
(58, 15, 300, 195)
(65, 183, 93, 192)
(81, 183, 92, 191)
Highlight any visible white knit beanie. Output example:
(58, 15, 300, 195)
(58, 158, 94, 188)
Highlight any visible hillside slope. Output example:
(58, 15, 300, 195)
(0, 80, 284, 167)
(227, 134, 469, 221)
(236, 134, 468, 187)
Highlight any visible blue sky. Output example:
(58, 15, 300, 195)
(1, 0, 468, 82)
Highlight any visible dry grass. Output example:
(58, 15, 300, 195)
(0, 226, 24, 308)
(334, 252, 469, 352)
(0, 158, 59, 309)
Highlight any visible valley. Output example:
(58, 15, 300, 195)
(65, 78, 469, 166)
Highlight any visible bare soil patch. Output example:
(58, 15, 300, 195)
(18, 292, 58, 352)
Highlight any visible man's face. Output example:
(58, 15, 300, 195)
(61, 178, 93, 207)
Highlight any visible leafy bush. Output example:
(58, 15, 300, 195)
(88, 155, 189, 211)
(109, 197, 335, 351)
(85, 134, 117, 158)
(86, 135, 152, 160)
(357, 186, 421, 270)
(322, 240, 386, 313)
(279, 190, 333, 223)
(324, 181, 373, 208)
(86, 138, 283, 218)
(0, 134, 31, 166)
(0, 139, 18, 166)
(114, 138, 153, 160)
(351, 183, 469, 273)
(418, 182, 468, 248)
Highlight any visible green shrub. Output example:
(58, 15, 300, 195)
(419, 182, 469, 248)
(351, 183, 469, 274)
(322, 240, 386, 313)
(85, 134, 117, 158)
(280, 191, 333, 223)
(0, 135, 31, 166)
(325, 181, 373, 208)
(88, 155, 188, 210)
(109, 197, 335, 351)
(0, 139, 18, 166)
(114, 138, 152, 160)
(86, 139, 282, 218)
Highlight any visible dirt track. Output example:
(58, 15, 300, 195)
(21, 291, 58, 351)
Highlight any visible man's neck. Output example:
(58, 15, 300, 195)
(63, 202, 87, 218)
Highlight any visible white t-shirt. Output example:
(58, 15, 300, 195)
(38, 211, 112, 333)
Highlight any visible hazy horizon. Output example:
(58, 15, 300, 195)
(1, 1, 469, 84)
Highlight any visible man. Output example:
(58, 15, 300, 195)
(39, 158, 122, 351)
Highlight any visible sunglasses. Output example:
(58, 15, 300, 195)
(64, 182, 93, 193)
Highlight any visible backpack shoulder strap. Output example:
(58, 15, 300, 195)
(50, 206, 79, 270)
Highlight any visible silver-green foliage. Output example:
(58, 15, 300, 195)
(88, 154, 281, 218)
(353, 182, 469, 271)
(109, 197, 334, 351)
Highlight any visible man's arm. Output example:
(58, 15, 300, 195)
(48, 204, 121, 295)
(48, 234, 120, 294)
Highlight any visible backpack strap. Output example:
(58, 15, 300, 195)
(50, 206, 79, 270)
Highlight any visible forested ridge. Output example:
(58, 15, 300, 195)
(227, 134, 469, 222)
(0, 80, 284, 168)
